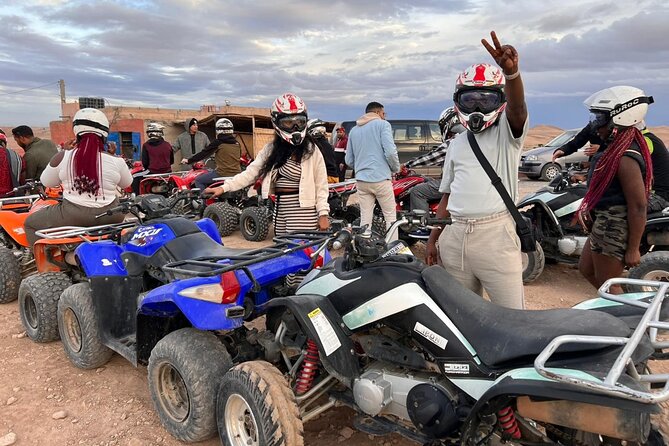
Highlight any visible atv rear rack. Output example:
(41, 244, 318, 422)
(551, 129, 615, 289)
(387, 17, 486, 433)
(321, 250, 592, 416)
(0, 194, 43, 205)
(161, 231, 331, 279)
(535, 277, 669, 404)
(34, 221, 139, 241)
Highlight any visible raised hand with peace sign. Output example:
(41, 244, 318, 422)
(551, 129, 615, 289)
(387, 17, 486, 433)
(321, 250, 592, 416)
(481, 30, 519, 77)
(481, 30, 527, 136)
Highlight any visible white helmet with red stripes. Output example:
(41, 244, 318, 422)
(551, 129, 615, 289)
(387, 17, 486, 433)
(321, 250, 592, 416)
(453, 63, 506, 133)
(270, 93, 308, 145)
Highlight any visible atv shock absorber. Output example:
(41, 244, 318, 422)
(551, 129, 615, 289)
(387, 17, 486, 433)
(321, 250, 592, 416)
(295, 339, 319, 395)
(497, 406, 521, 439)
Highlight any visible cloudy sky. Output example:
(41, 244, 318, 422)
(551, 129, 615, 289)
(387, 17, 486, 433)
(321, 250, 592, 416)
(1, 0, 668, 129)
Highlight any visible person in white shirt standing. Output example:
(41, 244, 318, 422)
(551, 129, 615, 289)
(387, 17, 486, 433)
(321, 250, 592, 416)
(24, 108, 133, 246)
(426, 31, 529, 309)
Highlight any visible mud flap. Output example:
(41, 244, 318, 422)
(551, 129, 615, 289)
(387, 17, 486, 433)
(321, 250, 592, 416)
(267, 294, 359, 386)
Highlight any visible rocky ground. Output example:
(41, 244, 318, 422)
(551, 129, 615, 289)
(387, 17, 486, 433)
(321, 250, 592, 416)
(0, 177, 667, 445)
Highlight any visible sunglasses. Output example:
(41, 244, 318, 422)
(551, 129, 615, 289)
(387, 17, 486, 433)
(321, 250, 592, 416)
(277, 115, 307, 132)
(455, 90, 504, 114)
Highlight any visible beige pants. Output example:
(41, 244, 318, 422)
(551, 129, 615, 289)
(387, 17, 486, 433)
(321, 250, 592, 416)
(438, 211, 524, 309)
(357, 180, 397, 241)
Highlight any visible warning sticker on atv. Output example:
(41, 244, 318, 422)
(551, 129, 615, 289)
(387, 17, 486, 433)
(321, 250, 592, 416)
(442, 363, 470, 375)
(414, 322, 448, 350)
(308, 308, 341, 356)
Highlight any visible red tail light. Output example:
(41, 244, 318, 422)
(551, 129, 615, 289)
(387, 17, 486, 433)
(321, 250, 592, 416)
(303, 247, 324, 268)
(221, 271, 241, 304)
(178, 271, 241, 304)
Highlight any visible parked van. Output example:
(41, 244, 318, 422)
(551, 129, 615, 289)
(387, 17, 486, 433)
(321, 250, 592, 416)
(332, 120, 443, 177)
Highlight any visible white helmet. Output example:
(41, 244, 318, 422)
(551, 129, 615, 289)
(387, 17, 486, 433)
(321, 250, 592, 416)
(216, 118, 234, 135)
(307, 118, 327, 137)
(438, 107, 465, 142)
(453, 63, 506, 133)
(146, 122, 165, 139)
(584, 86, 653, 129)
(270, 93, 308, 146)
(73, 108, 109, 139)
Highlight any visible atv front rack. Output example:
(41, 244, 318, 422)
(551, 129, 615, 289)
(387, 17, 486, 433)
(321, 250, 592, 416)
(34, 221, 139, 241)
(162, 232, 331, 280)
(535, 277, 669, 404)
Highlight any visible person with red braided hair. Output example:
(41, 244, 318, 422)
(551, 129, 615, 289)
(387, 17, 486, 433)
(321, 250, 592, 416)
(577, 86, 654, 294)
(24, 108, 133, 246)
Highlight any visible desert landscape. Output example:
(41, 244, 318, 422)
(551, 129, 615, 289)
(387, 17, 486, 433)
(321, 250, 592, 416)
(0, 126, 668, 446)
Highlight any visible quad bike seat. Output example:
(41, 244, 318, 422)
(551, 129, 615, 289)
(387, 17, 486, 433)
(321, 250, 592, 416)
(121, 217, 250, 276)
(421, 266, 632, 367)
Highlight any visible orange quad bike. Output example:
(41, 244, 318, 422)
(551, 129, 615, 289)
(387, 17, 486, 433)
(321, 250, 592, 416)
(18, 219, 136, 343)
(0, 183, 61, 304)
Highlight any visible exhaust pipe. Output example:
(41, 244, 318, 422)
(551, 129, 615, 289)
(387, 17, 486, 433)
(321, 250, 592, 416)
(516, 396, 650, 443)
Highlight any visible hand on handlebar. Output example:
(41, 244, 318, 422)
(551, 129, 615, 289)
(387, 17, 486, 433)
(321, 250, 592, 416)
(180, 158, 189, 165)
(203, 186, 224, 198)
(318, 215, 330, 231)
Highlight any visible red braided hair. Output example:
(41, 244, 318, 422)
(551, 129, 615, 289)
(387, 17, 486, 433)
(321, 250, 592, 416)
(577, 126, 652, 217)
(67, 133, 105, 199)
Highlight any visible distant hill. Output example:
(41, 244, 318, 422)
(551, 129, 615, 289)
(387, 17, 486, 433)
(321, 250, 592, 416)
(2, 123, 668, 156)
(524, 125, 669, 151)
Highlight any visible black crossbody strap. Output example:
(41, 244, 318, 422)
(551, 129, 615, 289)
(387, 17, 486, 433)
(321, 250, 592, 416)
(466, 131, 531, 235)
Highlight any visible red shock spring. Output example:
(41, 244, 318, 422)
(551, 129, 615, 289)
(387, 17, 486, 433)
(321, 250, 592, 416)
(295, 339, 320, 395)
(497, 406, 521, 439)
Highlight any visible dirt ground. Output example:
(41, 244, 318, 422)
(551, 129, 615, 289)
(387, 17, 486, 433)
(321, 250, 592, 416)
(1, 177, 667, 446)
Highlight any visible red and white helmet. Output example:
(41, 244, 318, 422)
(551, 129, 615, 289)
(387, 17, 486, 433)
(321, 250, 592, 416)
(453, 63, 506, 133)
(270, 93, 308, 145)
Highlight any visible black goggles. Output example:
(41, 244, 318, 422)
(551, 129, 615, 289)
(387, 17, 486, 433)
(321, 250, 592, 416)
(277, 115, 307, 132)
(455, 90, 504, 114)
(588, 111, 611, 129)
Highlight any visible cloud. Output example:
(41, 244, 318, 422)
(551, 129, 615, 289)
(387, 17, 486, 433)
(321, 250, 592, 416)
(0, 0, 668, 128)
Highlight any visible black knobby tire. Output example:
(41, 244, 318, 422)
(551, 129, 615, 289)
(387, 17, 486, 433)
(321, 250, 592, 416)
(204, 202, 239, 237)
(239, 206, 271, 242)
(0, 246, 21, 304)
(57, 283, 113, 369)
(148, 328, 233, 442)
(332, 205, 361, 226)
(371, 213, 387, 237)
(217, 361, 304, 446)
(168, 195, 188, 216)
(19, 272, 71, 343)
(626, 251, 669, 292)
(522, 242, 545, 283)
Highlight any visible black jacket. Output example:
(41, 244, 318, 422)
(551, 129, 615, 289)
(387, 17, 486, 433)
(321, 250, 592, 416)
(311, 136, 339, 178)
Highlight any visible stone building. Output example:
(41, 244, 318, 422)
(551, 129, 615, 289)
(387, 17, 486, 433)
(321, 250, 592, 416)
(49, 100, 275, 167)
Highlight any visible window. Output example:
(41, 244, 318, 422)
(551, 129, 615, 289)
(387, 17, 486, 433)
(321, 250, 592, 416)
(429, 123, 442, 141)
(391, 123, 424, 141)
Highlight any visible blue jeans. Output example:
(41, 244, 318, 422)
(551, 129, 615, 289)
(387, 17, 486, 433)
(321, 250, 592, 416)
(194, 170, 221, 191)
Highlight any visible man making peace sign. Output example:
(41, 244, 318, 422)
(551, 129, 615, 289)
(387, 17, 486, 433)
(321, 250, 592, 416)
(426, 31, 529, 309)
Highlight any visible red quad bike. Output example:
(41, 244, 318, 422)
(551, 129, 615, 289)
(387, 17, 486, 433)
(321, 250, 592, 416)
(138, 161, 209, 197)
(201, 155, 272, 240)
(373, 169, 439, 244)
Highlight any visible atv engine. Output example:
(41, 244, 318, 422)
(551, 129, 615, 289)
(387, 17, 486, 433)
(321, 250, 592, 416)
(557, 235, 588, 256)
(353, 367, 460, 438)
(150, 183, 169, 195)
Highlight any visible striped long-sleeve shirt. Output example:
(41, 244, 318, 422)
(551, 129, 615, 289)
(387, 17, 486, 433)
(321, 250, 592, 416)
(405, 140, 450, 169)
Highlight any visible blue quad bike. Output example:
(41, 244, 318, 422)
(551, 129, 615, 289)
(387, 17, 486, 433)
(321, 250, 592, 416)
(55, 193, 332, 443)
